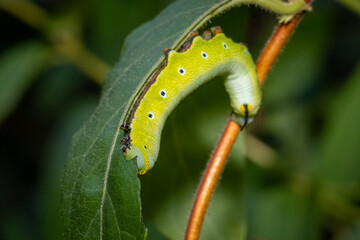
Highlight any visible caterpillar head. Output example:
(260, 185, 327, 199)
(124, 145, 154, 175)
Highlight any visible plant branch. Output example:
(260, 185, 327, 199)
(257, 10, 306, 87)
(185, 119, 241, 240)
(0, 0, 109, 85)
(0, 0, 48, 30)
(185, 2, 312, 239)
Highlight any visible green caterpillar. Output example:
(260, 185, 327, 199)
(121, 27, 261, 174)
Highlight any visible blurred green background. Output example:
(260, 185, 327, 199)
(0, 0, 359, 239)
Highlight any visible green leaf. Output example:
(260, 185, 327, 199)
(317, 63, 360, 188)
(247, 187, 312, 240)
(337, 0, 360, 15)
(61, 0, 309, 239)
(0, 41, 49, 124)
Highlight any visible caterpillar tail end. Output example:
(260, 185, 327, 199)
(232, 104, 257, 131)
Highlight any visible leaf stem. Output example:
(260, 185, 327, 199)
(185, 2, 312, 239)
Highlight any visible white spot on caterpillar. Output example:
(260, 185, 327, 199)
(178, 67, 186, 76)
(160, 90, 167, 98)
(243, 48, 248, 56)
(201, 52, 208, 59)
(148, 112, 154, 119)
(223, 43, 228, 49)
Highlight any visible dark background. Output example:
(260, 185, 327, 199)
(0, 0, 359, 239)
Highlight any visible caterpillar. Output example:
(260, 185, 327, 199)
(121, 27, 262, 175)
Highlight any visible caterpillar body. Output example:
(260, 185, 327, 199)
(121, 27, 262, 175)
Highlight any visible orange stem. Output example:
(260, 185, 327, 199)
(257, 12, 305, 86)
(185, 119, 240, 240)
(185, 2, 311, 239)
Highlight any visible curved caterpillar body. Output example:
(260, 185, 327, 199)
(121, 27, 262, 174)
